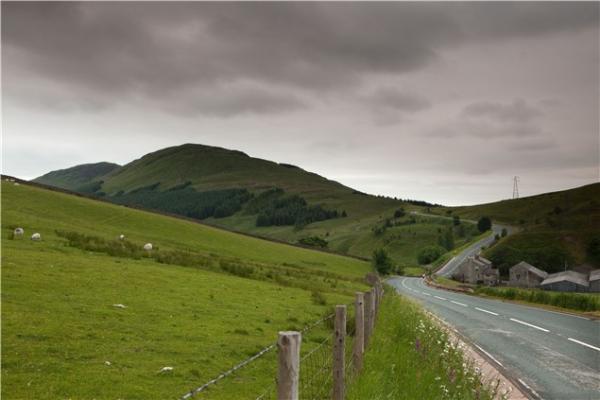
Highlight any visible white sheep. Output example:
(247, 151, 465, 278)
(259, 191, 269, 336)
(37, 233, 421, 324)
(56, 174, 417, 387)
(119, 234, 125, 241)
(31, 233, 41, 241)
(14, 227, 24, 237)
(143, 243, 153, 251)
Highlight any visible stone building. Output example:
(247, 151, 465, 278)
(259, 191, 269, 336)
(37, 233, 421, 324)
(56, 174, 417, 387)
(540, 271, 589, 293)
(453, 255, 499, 286)
(509, 261, 548, 288)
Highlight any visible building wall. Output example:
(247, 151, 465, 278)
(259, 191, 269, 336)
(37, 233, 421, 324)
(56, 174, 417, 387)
(509, 266, 544, 288)
(590, 280, 600, 293)
(541, 281, 588, 293)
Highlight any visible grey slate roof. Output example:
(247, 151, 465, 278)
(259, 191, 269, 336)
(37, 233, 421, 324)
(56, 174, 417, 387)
(541, 271, 589, 287)
(511, 261, 548, 279)
(589, 269, 600, 282)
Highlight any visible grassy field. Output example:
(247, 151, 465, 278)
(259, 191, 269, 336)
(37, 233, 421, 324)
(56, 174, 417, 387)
(347, 292, 496, 400)
(1, 181, 370, 399)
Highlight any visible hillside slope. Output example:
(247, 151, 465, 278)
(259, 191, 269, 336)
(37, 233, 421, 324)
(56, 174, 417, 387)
(33, 144, 456, 268)
(1, 180, 369, 399)
(33, 161, 120, 191)
(442, 183, 600, 274)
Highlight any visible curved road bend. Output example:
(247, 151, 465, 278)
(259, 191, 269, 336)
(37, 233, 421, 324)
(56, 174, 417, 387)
(388, 277, 600, 400)
(409, 210, 514, 277)
(435, 222, 512, 278)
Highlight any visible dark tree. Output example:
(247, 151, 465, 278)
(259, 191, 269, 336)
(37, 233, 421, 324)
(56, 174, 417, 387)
(477, 216, 492, 232)
(501, 228, 508, 237)
(372, 248, 393, 275)
(453, 215, 461, 226)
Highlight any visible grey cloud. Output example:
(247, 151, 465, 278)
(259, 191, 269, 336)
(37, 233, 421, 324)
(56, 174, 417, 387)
(368, 89, 431, 113)
(461, 99, 543, 123)
(2, 2, 598, 116)
(427, 118, 542, 139)
(162, 84, 306, 117)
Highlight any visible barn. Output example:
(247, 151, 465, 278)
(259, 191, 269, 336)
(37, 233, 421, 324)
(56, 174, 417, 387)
(540, 271, 589, 293)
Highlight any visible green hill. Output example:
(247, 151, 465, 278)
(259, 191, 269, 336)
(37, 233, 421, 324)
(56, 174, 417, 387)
(1, 180, 369, 399)
(33, 143, 459, 269)
(440, 183, 600, 274)
(33, 161, 120, 191)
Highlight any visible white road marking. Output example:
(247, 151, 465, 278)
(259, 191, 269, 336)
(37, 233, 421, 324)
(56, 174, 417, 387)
(434, 295, 447, 300)
(474, 344, 503, 367)
(475, 307, 499, 316)
(450, 300, 467, 307)
(568, 337, 600, 352)
(421, 292, 431, 296)
(518, 378, 542, 399)
(510, 318, 550, 333)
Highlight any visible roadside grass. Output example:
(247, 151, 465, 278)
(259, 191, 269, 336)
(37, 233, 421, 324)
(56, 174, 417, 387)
(347, 292, 496, 400)
(403, 266, 426, 277)
(433, 276, 473, 290)
(475, 286, 600, 313)
(1, 182, 369, 399)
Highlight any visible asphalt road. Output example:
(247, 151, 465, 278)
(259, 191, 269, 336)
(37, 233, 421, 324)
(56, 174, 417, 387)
(435, 223, 513, 277)
(408, 211, 513, 277)
(388, 277, 600, 400)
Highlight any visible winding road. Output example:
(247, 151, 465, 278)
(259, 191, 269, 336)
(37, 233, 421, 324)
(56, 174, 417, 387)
(389, 277, 600, 400)
(409, 211, 513, 277)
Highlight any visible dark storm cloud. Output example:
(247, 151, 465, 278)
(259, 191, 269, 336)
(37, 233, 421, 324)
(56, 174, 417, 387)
(2, 2, 598, 116)
(461, 99, 543, 123)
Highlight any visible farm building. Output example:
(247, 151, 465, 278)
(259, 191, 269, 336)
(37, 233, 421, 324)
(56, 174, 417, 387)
(589, 270, 600, 293)
(509, 261, 548, 288)
(540, 271, 589, 293)
(452, 255, 499, 286)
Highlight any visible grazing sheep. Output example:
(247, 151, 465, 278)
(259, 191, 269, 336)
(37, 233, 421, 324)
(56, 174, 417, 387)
(31, 233, 41, 241)
(119, 234, 125, 240)
(143, 243, 153, 251)
(14, 227, 24, 237)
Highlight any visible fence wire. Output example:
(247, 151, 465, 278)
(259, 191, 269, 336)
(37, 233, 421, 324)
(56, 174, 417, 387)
(184, 300, 367, 400)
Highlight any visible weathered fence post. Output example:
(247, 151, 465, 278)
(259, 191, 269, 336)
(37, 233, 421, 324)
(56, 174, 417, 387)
(364, 290, 374, 347)
(353, 292, 365, 372)
(278, 331, 301, 400)
(369, 288, 376, 332)
(333, 305, 346, 400)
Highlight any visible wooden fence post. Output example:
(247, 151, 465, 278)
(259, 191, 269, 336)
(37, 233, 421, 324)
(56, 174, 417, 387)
(369, 288, 376, 332)
(353, 292, 365, 372)
(333, 305, 346, 400)
(278, 331, 301, 400)
(364, 290, 373, 347)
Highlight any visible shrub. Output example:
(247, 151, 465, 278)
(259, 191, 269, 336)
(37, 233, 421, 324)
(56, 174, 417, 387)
(372, 248, 393, 275)
(298, 236, 328, 248)
(417, 245, 446, 265)
(220, 261, 254, 278)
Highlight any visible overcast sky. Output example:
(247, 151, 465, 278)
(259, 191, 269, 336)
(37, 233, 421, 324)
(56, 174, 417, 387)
(2, 2, 599, 205)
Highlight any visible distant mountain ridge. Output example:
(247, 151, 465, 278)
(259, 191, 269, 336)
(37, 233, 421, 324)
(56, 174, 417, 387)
(33, 162, 120, 191)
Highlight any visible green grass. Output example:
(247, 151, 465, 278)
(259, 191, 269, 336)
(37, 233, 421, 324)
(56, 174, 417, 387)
(347, 292, 495, 400)
(1, 181, 370, 399)
(403, 266, 426, 277)
(475, 286, 600, 312)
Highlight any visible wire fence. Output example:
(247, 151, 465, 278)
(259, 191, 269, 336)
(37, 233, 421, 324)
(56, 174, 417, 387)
(181, 282, 383, 400)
